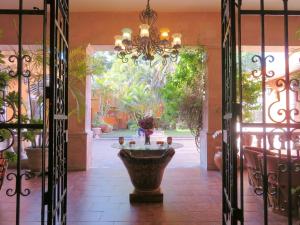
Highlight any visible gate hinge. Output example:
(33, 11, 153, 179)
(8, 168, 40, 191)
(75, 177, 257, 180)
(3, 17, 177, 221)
(233, 208, 243, 221)
(43, 191, 49, 205)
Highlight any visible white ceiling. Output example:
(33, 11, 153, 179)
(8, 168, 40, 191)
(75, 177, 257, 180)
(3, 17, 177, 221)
(0, 0, 299, 12)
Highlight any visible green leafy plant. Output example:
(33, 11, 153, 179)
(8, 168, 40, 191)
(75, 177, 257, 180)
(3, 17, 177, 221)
(0, 129, 16, 163)
(127, 120, 138, 131)
(240, 72, 262, 122)
(160, 47, 207, 144)
(3, 151, 17, 163)
(0, 72, 10, 90)
(238, 53, 263, 122)
(0, 129, 11, 142)
(92, 117, 102, 127)
(91, 52, 174, 124)
(69, 47, 106, 122)
(22, 118, 43, 148)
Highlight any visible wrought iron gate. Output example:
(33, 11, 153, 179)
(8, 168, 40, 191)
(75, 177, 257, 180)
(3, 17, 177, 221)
(0, 0, 69, 224)
(47, 0, 69, 224)
(221, 0, 241, 224)
(222, 0, 300, 225)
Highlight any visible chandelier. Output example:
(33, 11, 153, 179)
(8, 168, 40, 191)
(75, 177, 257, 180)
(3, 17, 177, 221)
(114, 0, 182, 65)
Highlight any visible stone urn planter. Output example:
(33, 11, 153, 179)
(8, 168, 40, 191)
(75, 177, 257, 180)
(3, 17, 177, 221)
(25, 148, 48, 173)
(118, 148, 175, 203)
(214, 146, 241, 172)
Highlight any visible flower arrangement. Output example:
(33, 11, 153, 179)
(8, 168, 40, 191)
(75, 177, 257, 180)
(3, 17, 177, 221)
(138, 116, 154, 130)
(138, 116, 155, 144)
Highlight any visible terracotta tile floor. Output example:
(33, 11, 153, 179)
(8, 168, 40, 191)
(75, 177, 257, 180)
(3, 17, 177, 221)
(0, 139, 297, 225)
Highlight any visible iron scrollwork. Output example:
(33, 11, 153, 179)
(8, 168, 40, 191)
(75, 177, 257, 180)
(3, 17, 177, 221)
(251, 54, 275, 78)
(6, 171, 31, 197)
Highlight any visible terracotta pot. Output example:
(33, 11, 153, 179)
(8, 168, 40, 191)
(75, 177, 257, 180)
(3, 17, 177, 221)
(25, 147, 48, 173)
(100, 124, 112, 133)
(213, 147, 241, 172)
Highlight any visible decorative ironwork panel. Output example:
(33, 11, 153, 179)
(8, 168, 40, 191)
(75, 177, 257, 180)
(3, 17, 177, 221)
(0, 1, 47, 225)
(221, 0, 242, 224)
(233, 0, 300, 225)
(47, 0, 69, 225)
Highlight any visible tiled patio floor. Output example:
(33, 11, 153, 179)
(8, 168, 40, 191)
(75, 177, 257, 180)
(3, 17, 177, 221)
(0, 139, 295, 225)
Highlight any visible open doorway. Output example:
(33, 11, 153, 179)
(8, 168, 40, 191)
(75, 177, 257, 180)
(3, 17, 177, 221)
(86, 45, 207, 168)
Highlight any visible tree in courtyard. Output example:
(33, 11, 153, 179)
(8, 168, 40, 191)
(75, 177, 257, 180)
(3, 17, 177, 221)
(160, 47, 207, 144)
(92, 54, 175, 123)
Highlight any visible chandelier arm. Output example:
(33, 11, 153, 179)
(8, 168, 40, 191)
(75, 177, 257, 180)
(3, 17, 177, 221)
(116, 51, 129, 63)
(114, 0, 181, 65)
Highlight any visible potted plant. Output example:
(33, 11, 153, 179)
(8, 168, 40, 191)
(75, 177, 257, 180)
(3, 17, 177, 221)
(100, 122, 113, 133)
(91, 114, 102, 138)
(23, 119, 48, 173)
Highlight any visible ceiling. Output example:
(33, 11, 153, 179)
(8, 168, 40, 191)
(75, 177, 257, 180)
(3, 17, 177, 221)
(0, 0, 299, 12)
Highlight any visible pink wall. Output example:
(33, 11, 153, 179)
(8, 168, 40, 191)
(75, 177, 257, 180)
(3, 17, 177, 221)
(70, 12, 221, 47)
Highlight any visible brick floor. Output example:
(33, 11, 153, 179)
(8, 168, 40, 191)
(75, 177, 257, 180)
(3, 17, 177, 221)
(0, 139, 297, 224)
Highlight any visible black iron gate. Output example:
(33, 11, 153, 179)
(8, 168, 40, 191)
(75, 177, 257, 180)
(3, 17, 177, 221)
(222, 0, 300, 225)
(0, 0, 69, 225)
(47, 0, 69, 224)
(221, 0, 241, 224)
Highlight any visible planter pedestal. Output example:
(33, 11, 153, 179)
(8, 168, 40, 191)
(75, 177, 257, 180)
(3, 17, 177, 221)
(130, 188, 163, 203)
(118, 149, 175, 203)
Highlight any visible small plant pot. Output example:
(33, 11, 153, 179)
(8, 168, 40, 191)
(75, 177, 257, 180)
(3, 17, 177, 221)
(100, 124, 113, 133)
(25, 147, 48, 173)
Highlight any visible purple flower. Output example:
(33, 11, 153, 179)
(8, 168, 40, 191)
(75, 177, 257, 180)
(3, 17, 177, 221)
(138, 116, 154, 130)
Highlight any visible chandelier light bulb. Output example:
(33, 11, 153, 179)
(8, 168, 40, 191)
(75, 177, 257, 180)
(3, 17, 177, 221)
(172, 33, 182, 48)
(160, 28, 170, 41)
(114, 35, 123, 51)
(139, 24, 150, 38)
(122, 28, 132, 42)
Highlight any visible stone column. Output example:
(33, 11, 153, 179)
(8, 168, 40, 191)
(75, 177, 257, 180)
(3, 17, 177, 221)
(200, 46, 222, 170)
(67, 47, 93, 171)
